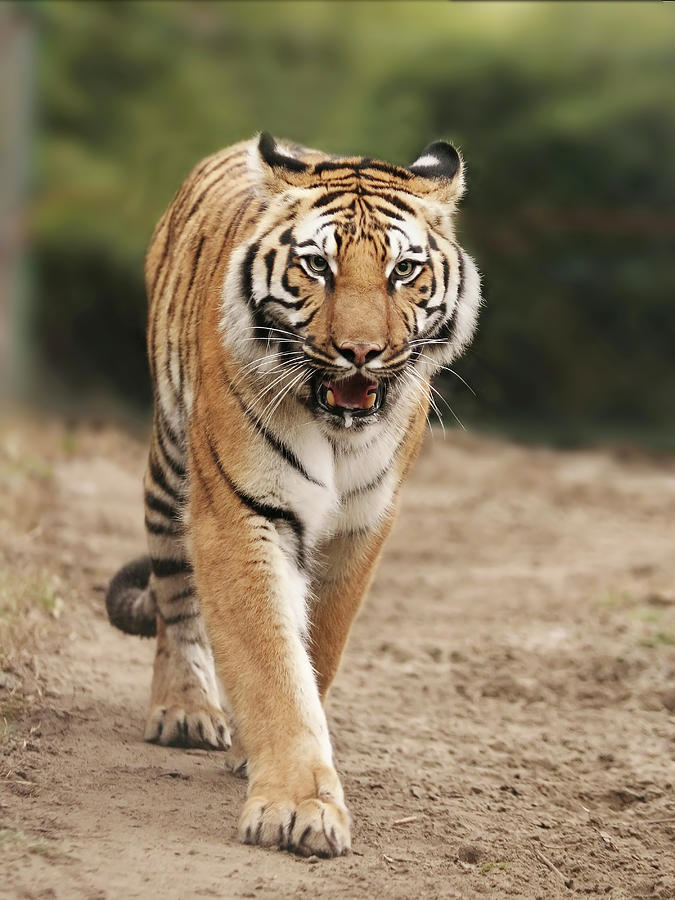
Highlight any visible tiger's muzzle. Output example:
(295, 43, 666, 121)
(313, 372, 386, 420)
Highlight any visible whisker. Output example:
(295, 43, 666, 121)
(402, 371, 434, 435)
(240, 337, 303, 345)
(410, 367, 465, 431)
(416, 353, 477, 397)
(247, 324, 301, 337)
(259, 366, 310, 429)
(247, 362, 306, 410)
(229, 351, 305, 391)
(407, 368, 446, 436)
(236, 349, 304, 373)
(410, 381, 433, 435)
(246, 325, 303, 342)
(242, 357, 305, 385)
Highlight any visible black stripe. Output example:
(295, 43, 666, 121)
(241, 241, 259, 305)
(184, 159, 237, 223)
(371, 204, 404, 222)
(311, 159, 412, 180)
(340, 525, 373, 539)
(312, 160, 358, 176)
(209, 188, 256, 279)
(383, 346, 412, 368)
(441, 256, 450, 300)
(199, 153, 234, 181)
(186, 235, 205, 298)
(163, 610, 200, 627)
(312, 190, 347, 209)
(341, 467, 389, 502)
(430, 248, 464, 342)
(378, 193, 416, 215)
(148, 455, 182, 504)
(144, 515, 182, 537)
(281, 268, 300, 298)
(264, 248, 276, 290)
(155, 424, 186, 478)
(294, 305, 320, 330)
(206, 435, 306, 567)
(302, 343, 338, 366)
(150, 219, 172, 299)
(361, 160, 412, 179)
(383, 222, 414, 243)
(431, 247, 463, 341)
(157, 407, 183, 449)
(224, 375, 325, 487)
(250, 302, 275, 346)
(144, 490, 177, 521)
(456, 246, 465, 303)
(164, 273, 184, 403)
(151, 556, 193, 579)
(165, 587, 195, 604)
(175, 635, 203, 646)
(259, 292, 306, 312)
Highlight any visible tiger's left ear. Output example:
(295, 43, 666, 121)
(251, 132, 310, 195)
(408, 140, 465, 205)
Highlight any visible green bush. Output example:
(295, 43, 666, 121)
(25, 1, 675, 442)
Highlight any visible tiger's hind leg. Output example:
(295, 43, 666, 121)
(143, 414, 231, 750)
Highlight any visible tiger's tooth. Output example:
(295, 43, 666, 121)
(326, 389, 336, 407)
(364, 392, 377, 409)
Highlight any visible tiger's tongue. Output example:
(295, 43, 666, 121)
(325, 374, 378, 409)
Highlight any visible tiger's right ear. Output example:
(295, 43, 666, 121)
(408, 140, 465, 207)
(250, 132, 310, 195)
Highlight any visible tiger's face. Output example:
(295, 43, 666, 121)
(223, 133, 481, 430)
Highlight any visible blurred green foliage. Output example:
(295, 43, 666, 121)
(24, 0, 675, 442)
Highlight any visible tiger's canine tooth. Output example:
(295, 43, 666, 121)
(364, 392, 377, 409)
(326, 388, 336, 407)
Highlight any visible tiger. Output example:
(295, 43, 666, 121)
(105, 132, 482, 858)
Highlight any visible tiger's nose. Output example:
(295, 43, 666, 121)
(338, 341, 384, 366)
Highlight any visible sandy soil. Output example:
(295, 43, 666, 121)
(1, 423, 674, 899)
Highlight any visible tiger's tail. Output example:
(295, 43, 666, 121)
(105, 556, 157, 637)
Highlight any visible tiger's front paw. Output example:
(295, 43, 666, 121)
(239, 765, 351, 858)
(144, 701, 231, 750)
(240, 796, 351, 857)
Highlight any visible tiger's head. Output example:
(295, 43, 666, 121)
(222, 133, 482, 430)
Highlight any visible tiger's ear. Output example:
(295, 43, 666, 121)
(408, 140, 465, 205)
(251, 132, 310, 195)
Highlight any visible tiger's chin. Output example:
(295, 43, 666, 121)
(311, 372, 387, 428)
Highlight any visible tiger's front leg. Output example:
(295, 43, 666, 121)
(190, 437, 350, 858)
(309, 526, 394, 702)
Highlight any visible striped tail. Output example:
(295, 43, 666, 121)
(105, 556, 157, 637)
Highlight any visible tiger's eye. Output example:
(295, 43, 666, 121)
(394, 260, 414, 277)
(307, 255, 328, 274)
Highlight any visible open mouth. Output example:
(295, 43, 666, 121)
(314, 373, 385, 421)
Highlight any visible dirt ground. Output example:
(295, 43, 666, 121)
(1, 420, 674, 899)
